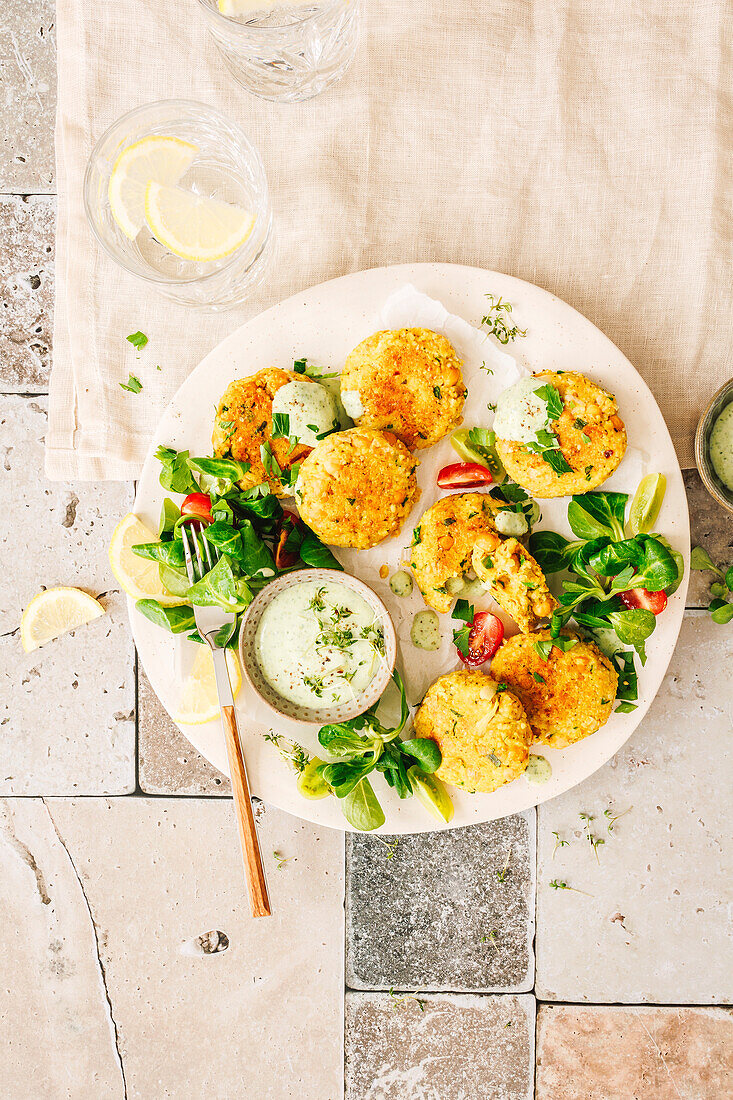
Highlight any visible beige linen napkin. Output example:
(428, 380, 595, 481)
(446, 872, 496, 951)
(49, 0, 732, 479)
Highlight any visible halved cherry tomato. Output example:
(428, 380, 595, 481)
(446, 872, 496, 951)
(457, 611, 505, 667)
(180, 492, 213, 524)
(275, 510, 303, 570)
(437, 462, 493, 490)
(620, 587, 668, 615)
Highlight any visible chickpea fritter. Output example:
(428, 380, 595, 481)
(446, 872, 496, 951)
(340, 328, 466, 450)
(295, 427, 419, 550)
(490, 629, 618, 748)
(414, 670, 532, 793)
(212, 369, 313, 497)
(471, 531, 556, 633)
(495, 371, 627, 497)
(410, 493, 509, 614)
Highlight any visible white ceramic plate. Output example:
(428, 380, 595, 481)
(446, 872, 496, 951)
(132, 263, 689, 833)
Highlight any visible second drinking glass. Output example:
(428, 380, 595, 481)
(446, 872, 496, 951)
(196, 0, 361, 103)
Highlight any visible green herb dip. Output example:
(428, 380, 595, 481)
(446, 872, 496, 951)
(255, 579, 384, 710)
(709, 401, 733, 491)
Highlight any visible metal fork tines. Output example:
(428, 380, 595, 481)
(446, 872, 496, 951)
(179, 522, 272, 918)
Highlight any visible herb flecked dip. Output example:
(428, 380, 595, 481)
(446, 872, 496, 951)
(255, 579, 385, 710)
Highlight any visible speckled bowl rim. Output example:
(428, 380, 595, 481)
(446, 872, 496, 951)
(238, 567, 397, 725)
(694, 377, 733, 516)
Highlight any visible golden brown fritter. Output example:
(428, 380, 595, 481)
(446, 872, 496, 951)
(472, 531, 557, 633)
(410, 493, 509, 614)
(294, 427, 419, 550)
(413, 669, 533, 793)
(340, 328, 466, 450)
(212, 369, 313, 497)
(490, 629, 618, 748)
(495, 371, 627, 497)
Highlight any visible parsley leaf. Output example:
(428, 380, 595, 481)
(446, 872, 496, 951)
(271, 412, 290, 439)
(126, 331, 148, 350)
(119, 373, 143, 393)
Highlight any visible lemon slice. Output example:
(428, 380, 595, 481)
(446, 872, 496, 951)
(144, 183, 255, 262)
(109, 513, 185, 606)
(108, 136, 198, 240)
(175, 646, 242, 725)
(21, 588, 105, 653)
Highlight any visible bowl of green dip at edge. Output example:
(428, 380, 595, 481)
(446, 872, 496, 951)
(695, 377, 733, 516)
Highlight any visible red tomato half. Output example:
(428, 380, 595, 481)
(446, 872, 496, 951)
(180, 493, 213, 524)
(275, 510, 303, 570)
(437, 462, 493, 490)
(457, 611, 505, 667)
(620, 587, 668, 615)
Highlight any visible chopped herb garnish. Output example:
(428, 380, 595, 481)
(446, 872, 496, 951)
(126, 330, 148, 350)
(119, 373, 142, 393)
(433, 385, 442, 399)
(481, 294, 527, 343)
(271, 412, 290, 439)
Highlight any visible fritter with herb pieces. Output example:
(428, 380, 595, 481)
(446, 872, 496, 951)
(414, 670, 532, 793)
(490, 629, 617, 747)
(212, 368, 314, 497)
(495, 371, 627, 497)
(295, 427, 419, 550)
(340, 328, 466, 450)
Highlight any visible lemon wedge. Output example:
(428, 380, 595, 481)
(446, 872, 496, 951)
(109, 513, 185, 605)
(108, 136, 198, 240)
(144, 182, 255, 262)
(175, 646, 242, 725)
(21, 588, 105, 652)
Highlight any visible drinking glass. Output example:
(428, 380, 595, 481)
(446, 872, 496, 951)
(196, 0, 360, 102)
(84, 100, 272, 311)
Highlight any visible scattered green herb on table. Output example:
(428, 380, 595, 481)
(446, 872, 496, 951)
(126, 330, 148, 351)
(690, 546, 733, 623)
(119, 374, 143, 393)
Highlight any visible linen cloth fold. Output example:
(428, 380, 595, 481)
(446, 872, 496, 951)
(49, 0, 732, 479)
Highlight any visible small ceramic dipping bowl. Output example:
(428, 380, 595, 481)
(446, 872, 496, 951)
(695, 377, 733, 516)
(239, 567, 397, 725)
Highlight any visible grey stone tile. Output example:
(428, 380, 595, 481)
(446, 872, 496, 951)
(536, 1005, 733, 1100)
(137, 666, 231, 795)
(0, 0, 56, 192)
(0, 395, 135, 793)
(345, 991, 535, 1100)
(536, 612, 732, 1003)
(346, 813, 535, 992)
(0, 797, 344, 1099)
(0, 194, 54, 391)
(685, 468, 732, 608)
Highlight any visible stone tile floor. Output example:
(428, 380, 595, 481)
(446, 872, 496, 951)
(1, 5, 732, 1096)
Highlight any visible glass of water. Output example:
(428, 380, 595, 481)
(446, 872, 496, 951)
(196, 0, 360, 102)
(84, 100, 272, 311)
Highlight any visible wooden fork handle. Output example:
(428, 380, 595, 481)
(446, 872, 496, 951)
(221, 704, 272, 918)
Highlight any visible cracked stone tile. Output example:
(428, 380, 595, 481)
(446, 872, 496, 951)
(345, 991, 534, 1100)
(0, 195, 54, 390)
(0, 395, 135, 794)
(536, 612, 732, 1003)
(685, 469, 733, 608)
(346, 813, 535, 992)
(138, 666, 231, 795)
(536, 1005, 733, 1100)
(0, 0, 56, 191)
(0, 797, 344, 1099)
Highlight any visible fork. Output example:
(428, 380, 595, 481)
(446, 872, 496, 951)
(180, 524, 271, 918)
